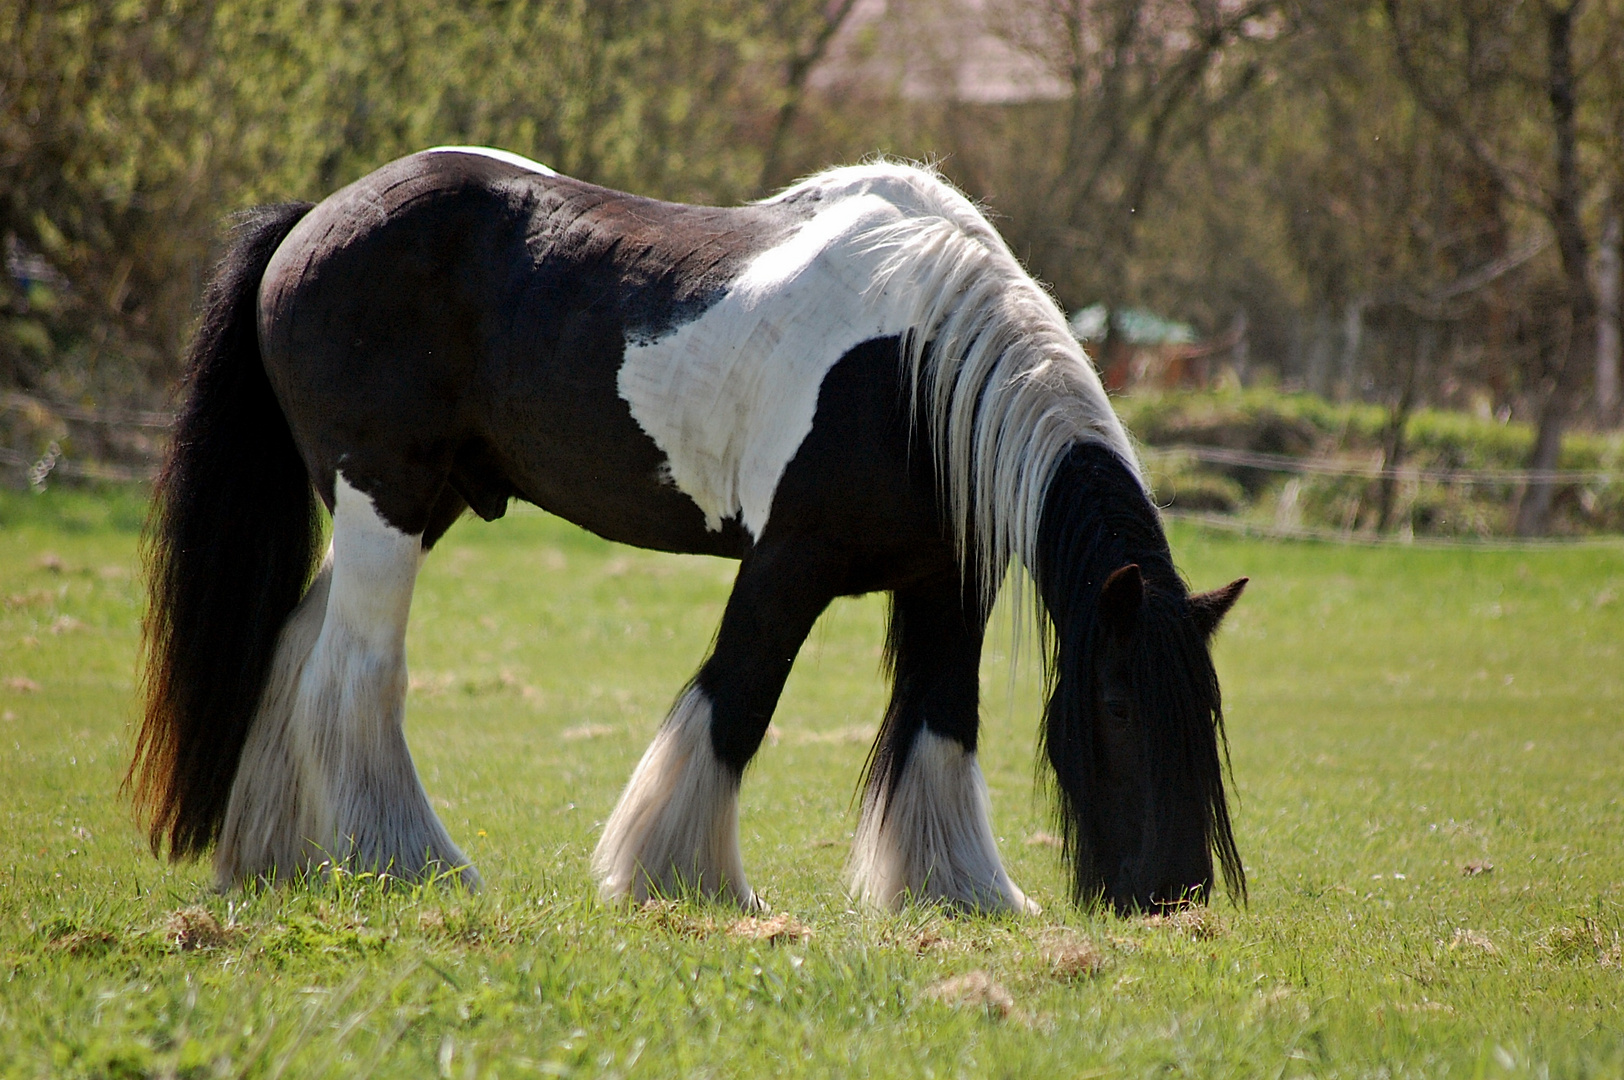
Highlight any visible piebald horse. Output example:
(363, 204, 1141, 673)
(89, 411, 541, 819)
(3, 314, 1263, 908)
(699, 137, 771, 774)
(130, 148, 1246, 914)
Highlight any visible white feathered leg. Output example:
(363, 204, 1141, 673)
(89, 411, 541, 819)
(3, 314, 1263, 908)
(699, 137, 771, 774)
(592, 685, 757, 908)
(847, 729, 1038, 914)
(213, 474, 474, 889)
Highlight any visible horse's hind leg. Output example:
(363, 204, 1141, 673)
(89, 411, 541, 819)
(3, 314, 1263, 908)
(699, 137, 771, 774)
(214, 474, 474, 889)
(594, 541, 841, 908)
(847, 574, 1037, 914)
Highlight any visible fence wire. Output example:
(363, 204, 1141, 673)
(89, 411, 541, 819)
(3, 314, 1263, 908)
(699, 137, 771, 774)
(1140, 444, 1621, 487)
(4, 395, 1622, 547)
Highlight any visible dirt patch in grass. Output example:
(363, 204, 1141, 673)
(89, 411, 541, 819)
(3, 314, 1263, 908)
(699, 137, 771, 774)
(634, 899, 716, 938)
(922, 970, 1015, 1018)
(164, 907, 235, 951)
(728, 912, 812, 945)
(47, 928, 118, 956)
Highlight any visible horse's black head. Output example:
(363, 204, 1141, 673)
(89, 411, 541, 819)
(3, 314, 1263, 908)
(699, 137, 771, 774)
(1035, 443, 1247, 915)
(1079, 564, 1246, 913)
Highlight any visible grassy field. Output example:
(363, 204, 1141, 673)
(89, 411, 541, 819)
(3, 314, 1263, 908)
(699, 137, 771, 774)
(1, 485, 1621, 1079)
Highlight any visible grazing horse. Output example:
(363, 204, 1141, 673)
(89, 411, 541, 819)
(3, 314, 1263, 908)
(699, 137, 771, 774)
(129, 147, 1247, 914)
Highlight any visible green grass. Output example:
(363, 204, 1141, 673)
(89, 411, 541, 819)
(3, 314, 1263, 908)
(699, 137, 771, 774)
(1, 484, 1621, 1078)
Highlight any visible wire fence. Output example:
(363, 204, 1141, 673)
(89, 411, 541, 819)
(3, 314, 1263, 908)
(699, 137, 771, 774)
(1139, 444, 1622, 487)
(5, 393, 1623, 546)
(0, 443, 156, 486)
(1161, 508, 1624, 549)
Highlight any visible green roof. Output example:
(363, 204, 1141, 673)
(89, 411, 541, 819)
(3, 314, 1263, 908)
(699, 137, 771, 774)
(1068, 303, 1197, 345)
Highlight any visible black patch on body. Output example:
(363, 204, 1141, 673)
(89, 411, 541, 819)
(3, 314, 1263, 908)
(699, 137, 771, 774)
(257, 150, 803, 554)
(691, 336, 962, 773)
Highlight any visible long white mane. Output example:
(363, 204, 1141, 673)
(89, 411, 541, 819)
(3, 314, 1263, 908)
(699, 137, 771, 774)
(765, 162, 1141, 612)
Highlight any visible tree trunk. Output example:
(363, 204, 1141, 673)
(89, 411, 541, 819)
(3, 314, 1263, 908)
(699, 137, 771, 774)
(1514, 3, 1597, 536)
(1375, 321, 1432, 533)
(1514, 310, 1592, 535)
(1597, 204, 1621, 425)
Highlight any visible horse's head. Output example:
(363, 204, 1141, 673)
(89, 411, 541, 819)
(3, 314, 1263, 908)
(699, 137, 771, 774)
(1079, 565, 1246, 913)
(1033, 442, 1247, 914)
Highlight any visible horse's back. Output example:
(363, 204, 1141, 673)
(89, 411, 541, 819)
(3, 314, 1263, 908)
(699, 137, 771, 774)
(254, 150, 948, 570)
(255, 151, 787, 549)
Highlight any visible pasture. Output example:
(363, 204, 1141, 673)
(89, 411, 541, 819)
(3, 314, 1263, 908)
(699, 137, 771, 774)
(1, 485, 1621, 1079)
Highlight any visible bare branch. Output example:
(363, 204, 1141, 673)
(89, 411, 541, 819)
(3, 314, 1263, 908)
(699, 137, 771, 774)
(758, 0, 862, 192)
(1381, 0, 1549, 212)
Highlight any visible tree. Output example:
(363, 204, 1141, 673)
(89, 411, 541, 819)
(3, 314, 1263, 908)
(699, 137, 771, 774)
(1, 0, 226, 404)
(1384, 0, 1621, 534)
(936, 0, 1283, 318)
(1, 0, 880, 430)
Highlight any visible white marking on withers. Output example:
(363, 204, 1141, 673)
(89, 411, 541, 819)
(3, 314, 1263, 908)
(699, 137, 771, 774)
(592, 685, 757, 908)
(425, 145, 557, 175)
(617, 162, 1136, 624)
(214, 474, 476, 889)
(847, 729, 1038, 914)
(618, 194, 906, 537)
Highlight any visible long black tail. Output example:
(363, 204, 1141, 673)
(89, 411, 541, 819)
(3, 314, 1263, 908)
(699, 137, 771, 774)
(128, 202, 319, 861)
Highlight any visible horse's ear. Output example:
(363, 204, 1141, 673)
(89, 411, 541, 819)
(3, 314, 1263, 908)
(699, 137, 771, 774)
(1100, 564, 1143, 635)
(1190, 577, 1248, 637)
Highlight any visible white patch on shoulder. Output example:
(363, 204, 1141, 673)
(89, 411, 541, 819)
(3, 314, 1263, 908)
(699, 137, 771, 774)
(425, 145, 557, 176)
(616, 193, 915, 538)
(847, 729, 1038, 914)
(616, 161, 1134, 554)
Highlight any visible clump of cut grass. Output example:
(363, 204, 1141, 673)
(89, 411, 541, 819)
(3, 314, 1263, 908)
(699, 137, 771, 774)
(922, 970, 1015, 1018)
(1539, 919, 1623, 966)
(728, 912, 812, 945)
(1143, 906, 1226, 940)
(1450, 927, 1497, 954)
(163, 905, 234, 951)
(1038, 931, 1106, 980)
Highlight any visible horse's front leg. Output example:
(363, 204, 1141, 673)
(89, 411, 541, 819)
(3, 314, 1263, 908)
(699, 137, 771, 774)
(847, 572, 1038, 914)
(593, 540, 840, 908)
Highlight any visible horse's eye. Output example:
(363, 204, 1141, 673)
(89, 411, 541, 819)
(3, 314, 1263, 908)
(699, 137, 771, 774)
(1102, 695, 1134, 722)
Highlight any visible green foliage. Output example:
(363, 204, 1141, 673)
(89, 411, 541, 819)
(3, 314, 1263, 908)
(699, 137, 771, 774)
(0, 0, 226, 400)
(2, 493, 1622, 1075)
(0, 0, 840, 407)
